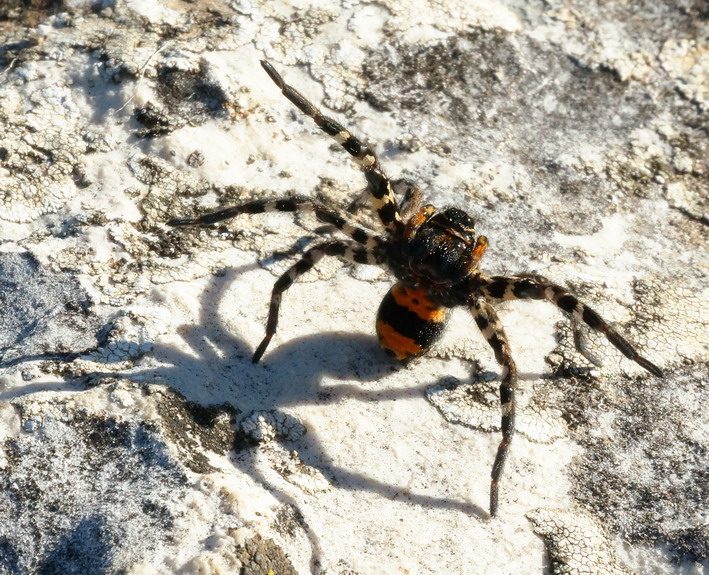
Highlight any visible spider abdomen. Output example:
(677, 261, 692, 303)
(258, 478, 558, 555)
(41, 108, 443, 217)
(376, 283, 449, 360)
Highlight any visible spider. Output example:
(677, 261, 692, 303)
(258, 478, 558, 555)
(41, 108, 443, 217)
(168, 60, 664, 517)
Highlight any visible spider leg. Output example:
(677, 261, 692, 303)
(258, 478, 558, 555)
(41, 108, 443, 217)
(344, 179, 421, 219)
(395, 180, 424, 221)
(261, 60, 379, 168)
(470, 298, 518, 517)
(260, 60, 403, 233)
(480, 274, 664, 377)
(168, 197, 383, 250)
(570, 315, 604, 368)
(252, 240, 384, 363)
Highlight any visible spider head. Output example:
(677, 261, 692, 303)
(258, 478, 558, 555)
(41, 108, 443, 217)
(404, 206, 487, 287)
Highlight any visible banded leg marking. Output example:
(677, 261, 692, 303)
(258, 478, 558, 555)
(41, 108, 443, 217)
(252, 240, 383, 363)
(345, 178, 421, 221)
(261, 60, 378, 169)
(364, 168, 403, 232)
(480, 275, 664, 377)
(260, 60, 403, 233)
(470, 298, 518, 517)
(168, 197, 384, 251)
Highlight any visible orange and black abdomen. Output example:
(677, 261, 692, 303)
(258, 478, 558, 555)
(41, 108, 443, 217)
(376, 283, 449, 361)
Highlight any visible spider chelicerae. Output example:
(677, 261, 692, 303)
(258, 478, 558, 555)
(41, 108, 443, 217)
(168, 60, 664, 516)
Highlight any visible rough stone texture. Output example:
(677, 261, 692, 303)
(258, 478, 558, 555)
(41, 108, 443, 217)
(0, 251, 99, 363)
(0, 1, 707, 574)
(527, 507, 635, 575)
(1, 386, 189, 574)
(569, 364, 708, 564)
(236, 535, 299, 575)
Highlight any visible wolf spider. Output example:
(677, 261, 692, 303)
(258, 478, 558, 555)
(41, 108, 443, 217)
(168, 60, 663, 516)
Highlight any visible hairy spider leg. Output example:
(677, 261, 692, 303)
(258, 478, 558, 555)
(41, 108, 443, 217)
(344, 179, 423, 221)
(480, 274, 664, 377)
(260, 60, 403, 233)
(260, 60, 378, 168)
(470, 298, 518, 517)
(167, 197, 384, 251)
(403, 205, 436, 239)
(252, 240, 384, 363)
(394, 181, 425, 220)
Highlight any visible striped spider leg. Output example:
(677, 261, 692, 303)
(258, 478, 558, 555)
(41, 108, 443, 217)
(467, 273, 663, 515)
(168, 197, 386, 362)
(479, 274, 664, 377)
(469, 297, 517, 517)
(260, 60, 404, 235)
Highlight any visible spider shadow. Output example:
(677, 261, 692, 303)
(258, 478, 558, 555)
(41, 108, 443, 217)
(129, 265, 490, 567)
(239, 335, 489, 514)
(0, 260, 490, 570)
(144, 264, 488, 509)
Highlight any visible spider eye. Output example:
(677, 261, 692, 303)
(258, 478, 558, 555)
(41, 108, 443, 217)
(436, 208, 476, 240)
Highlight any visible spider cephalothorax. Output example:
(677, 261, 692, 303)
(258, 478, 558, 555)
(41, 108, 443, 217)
(168, 60, 663, 516)
(403, 207, 480, 286)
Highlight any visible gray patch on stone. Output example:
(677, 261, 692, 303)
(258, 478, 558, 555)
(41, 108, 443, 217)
(0, 410, 189, 574)
(0, 252, 100, 364)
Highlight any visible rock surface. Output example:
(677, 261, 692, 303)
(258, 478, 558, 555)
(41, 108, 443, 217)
(0, 1, 707, 574)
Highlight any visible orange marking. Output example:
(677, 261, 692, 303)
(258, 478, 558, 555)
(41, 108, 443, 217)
(404, 205, 435, 239)
(376, 320, 422, 360)
(472, 235, 488, 259)
(391, 284, 448, 323)
(468, 236, 490, 273)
